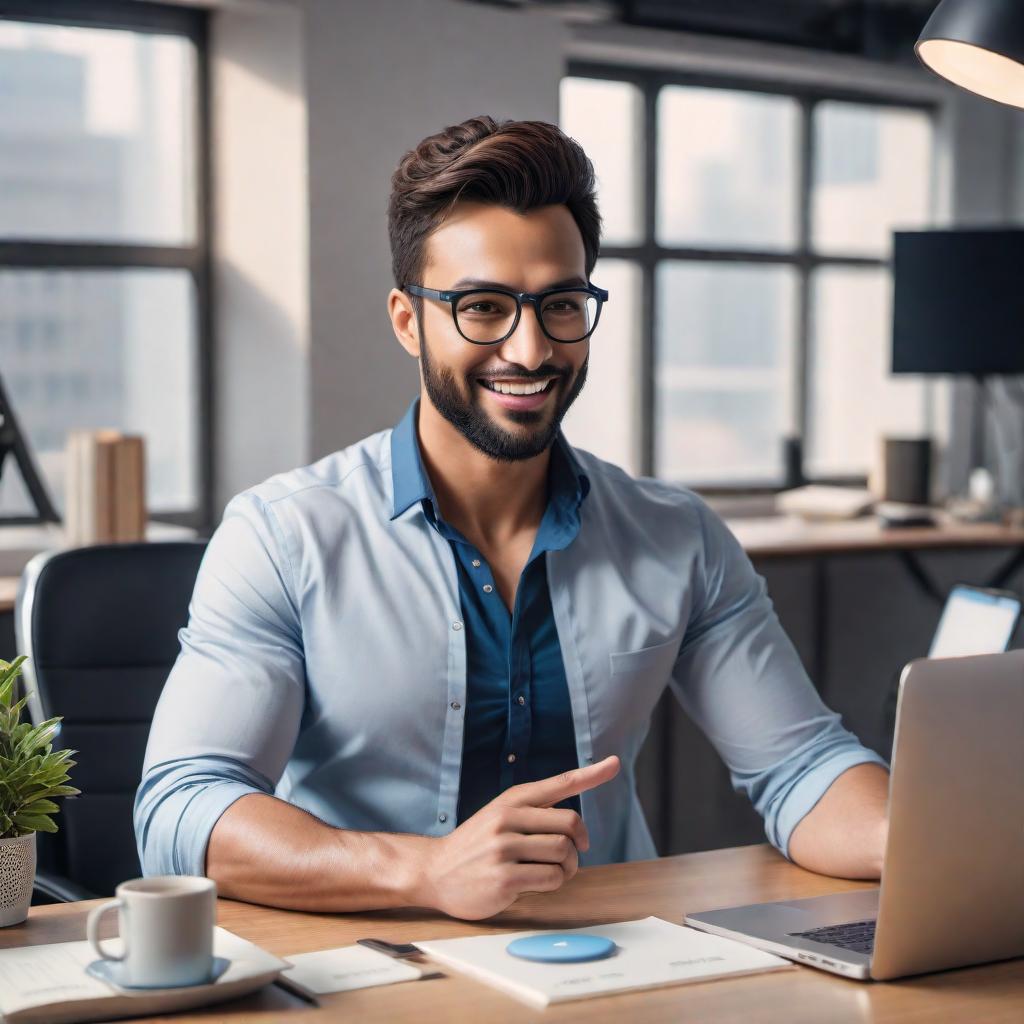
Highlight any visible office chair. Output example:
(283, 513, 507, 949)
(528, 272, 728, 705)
(15, 540, 208, 901)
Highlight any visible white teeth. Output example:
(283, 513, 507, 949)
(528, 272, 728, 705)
(485, 380, 550, 396)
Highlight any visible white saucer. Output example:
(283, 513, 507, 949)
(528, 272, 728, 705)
(86, 956, 231, 992)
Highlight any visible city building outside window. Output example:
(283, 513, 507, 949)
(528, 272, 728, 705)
(0, 1, 210, 527)
(560, 68, 936, 491)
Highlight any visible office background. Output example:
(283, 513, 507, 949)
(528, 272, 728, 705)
(2, 0, 1024, 863)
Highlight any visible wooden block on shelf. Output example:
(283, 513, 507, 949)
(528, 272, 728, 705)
(113, 434, 146, 543)
(64, 430, 146, 546)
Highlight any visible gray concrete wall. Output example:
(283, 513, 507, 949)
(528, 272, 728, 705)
(209, 1, 310, 516)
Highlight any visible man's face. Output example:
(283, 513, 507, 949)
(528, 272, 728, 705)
(414, 202, 591, 463)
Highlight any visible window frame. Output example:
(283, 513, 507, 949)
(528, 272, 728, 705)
(567, 60, 938, 493)
(0, 0, 214, 530)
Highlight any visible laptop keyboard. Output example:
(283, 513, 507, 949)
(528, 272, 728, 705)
(790, 918, 876, 955)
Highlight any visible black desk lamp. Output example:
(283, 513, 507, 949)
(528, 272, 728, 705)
(0, 374, 60, 525)
(916, 0, 1024, 109)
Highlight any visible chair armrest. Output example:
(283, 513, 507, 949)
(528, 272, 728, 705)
(33, 869, 97, 904)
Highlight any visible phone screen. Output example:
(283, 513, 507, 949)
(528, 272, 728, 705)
(928, 585, 1022, 659)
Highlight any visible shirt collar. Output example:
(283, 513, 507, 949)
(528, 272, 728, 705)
(390, 398, 434, 520)
(389, 397, 590, 524)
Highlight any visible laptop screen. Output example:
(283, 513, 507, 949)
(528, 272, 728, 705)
(928, 585, 1021, 659)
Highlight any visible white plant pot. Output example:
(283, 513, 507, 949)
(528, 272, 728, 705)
(0, 832, 36, 927)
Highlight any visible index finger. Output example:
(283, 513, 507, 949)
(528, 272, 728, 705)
(499, 755, 621, 809)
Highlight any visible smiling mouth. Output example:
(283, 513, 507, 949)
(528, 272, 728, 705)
(477, 378, 559, 396)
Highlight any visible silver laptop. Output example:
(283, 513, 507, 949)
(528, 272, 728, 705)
(685, 650, 1024, 981)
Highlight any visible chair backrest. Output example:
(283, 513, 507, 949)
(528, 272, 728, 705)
(15, 541, 207, 896)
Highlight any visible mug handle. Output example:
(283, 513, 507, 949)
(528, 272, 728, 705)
(86, 898, 126, 962)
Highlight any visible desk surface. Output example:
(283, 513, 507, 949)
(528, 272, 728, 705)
(0, 519, 1021, 613)
(727, 514, 1024, 558)
(10, 845, 1022, 1023)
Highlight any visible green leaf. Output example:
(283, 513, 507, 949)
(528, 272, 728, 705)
(31, 763, 75, 787)
(20, 799, 60, 815)
(42, 745, 74, 764)
(21, 781, 78, 799)
(15, 718, 61, 757)
(0, 657, 26, 708)
(34, 764, 67, 778)
(7, 695, 27, 718)
(12, 813, 57, 833)
(38, 784, 80, 798)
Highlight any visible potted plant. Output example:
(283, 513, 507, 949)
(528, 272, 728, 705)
(0, 656, 79, 927)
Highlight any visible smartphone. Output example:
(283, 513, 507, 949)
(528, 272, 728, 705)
(928, 584, 1022, 659)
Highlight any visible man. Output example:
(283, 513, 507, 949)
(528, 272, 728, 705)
(136, 116, 889, 920)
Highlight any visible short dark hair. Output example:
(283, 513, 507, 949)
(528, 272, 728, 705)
(387, 115, 601, 291)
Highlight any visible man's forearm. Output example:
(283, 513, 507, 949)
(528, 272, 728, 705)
(787, 763, 889, 880)
(205, 793, 433, 912)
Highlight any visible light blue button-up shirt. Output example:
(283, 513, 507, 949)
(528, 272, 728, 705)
(388, 400, 587, 821)
(135, 414, 887, 878)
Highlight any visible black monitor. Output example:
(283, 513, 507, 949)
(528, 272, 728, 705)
(892, 228, 1024, 376)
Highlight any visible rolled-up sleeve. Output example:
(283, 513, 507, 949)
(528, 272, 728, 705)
(670, 498, 888, 858)
(134, 491, 306, 877)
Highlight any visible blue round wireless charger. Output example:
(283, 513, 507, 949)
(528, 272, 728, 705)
(506, 933, 617, 963)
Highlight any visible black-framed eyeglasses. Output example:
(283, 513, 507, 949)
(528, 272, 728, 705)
(404, 282, 609, 345)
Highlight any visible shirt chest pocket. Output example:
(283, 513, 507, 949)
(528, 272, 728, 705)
(602, 637, 681, 731)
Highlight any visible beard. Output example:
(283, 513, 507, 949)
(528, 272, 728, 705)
(419, 324, 588, 463)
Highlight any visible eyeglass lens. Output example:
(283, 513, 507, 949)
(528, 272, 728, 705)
(454, 291, 599, 343)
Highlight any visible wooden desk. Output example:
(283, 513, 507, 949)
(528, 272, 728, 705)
(727, 514, 1024, 559)
(9, 846, 1022, 1023)
(2, 518, 1019, 609)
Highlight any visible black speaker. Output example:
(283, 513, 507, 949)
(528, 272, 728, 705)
(882, 437, 932, 506)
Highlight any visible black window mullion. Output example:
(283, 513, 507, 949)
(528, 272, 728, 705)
(793, 96, 816, 487)
(600, 244, 883, 269)
(0, 0, 203, 38)
(0, 242, 199, 272)
(568, 61, 937, 114)
(193, 9, 215, 533)
(639, 78, 659, 479)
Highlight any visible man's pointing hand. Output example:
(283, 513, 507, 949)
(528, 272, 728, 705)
(417, 755, 621, 920)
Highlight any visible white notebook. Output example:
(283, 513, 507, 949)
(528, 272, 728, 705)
(416, 916, 792, 1009)
(282, 944, 425, 994)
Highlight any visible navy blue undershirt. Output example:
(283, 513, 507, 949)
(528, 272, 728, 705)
(390, 399, 589, 823)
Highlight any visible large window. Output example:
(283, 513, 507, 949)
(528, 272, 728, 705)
(0, 1, 210, 526)
(560, 68, 935, 488)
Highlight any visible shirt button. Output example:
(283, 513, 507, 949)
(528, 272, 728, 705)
(483, 584, 493, 593)
(439, 813, 447, 823)
(507, 753, 516, 764)
(517, 695, 526, 706)
(471, 559, 481, 568)
(450, 700, 461, 711)
(452, 620, 462, 631)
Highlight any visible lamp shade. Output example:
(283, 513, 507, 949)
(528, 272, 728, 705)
(916, 0, 1024, 108)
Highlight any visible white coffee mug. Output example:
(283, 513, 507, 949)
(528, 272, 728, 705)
(86, 876, 216, 987)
